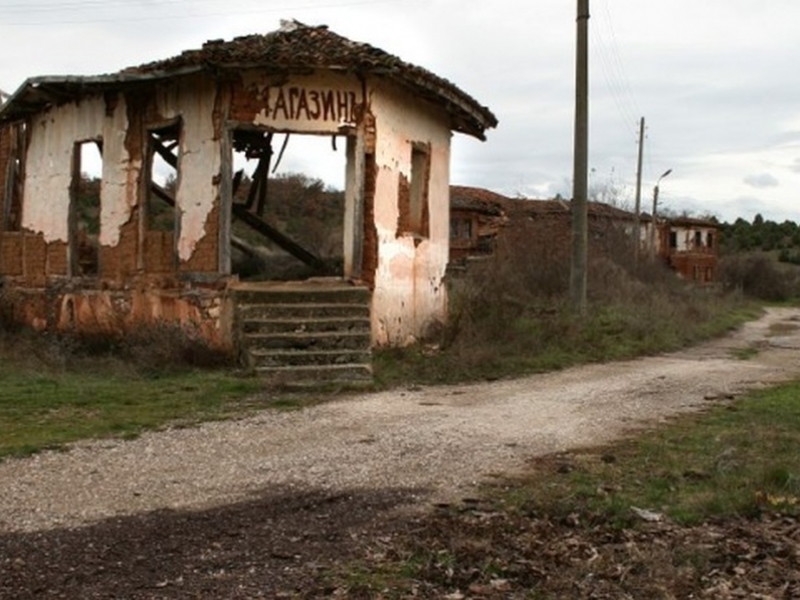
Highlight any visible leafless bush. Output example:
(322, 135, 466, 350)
(719, 254, 799, 301)
(443, 215, 732, 364)
(0, 308, 234, 376)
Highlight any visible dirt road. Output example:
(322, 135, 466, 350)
(3, 307, 800, 598)
(2, 307, 800, 536)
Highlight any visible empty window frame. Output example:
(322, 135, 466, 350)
(146, 120, 181, 232)
(69, 140, 103, 276)
(450, 216, 473, 243)
(694, 231, 702, 248)
(2, 123, 25, 232)
(397, 142, 430, 240)
(669, 231, 677, 249)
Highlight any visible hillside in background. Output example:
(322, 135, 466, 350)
(719, 213, 800, 264)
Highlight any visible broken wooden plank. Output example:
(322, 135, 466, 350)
(231, 203, 327, 273)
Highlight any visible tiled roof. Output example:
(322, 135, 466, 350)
(129, 20, 497, 139)
(450, 185, 509, 214)
(450, 186, 640, 222)
(0, 20, 497, 139)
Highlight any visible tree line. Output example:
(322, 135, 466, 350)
(719, 214, 800, 264)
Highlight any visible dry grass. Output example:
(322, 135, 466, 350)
(376, 219, 759, 386)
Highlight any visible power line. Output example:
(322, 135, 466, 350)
(590, 0, 642, 142)
(0, 0, 405, 25)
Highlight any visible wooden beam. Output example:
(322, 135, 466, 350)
(231, 203, 327, 273)
(150, 182, 175, 206)
(151, 136, 178, 169)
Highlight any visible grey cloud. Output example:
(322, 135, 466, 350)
(744, 173, 779, 188)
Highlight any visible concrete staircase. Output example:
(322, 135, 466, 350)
(232, 280, 373, 386)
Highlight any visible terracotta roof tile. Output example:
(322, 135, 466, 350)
(128, 20, 497, 139)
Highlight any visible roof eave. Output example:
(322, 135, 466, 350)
(0, 67, 205, 124)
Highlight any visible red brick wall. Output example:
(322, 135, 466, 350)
(144, 230, 175, 273)
(99, 218, 139, 281)
(181, 204, 219, 272)
(0, 125, 10, 222)
(46, 241, 68, 276)
(23, 234, 47, 286)
(0, 233, 23, 275)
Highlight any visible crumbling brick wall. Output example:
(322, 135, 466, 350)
(0, 124, 10, 222)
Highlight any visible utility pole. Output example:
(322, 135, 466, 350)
(650, 168, 672, 259)
(633, 117, 644, 264)
(570, 0, 590, 313)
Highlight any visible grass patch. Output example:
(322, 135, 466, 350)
(0, 364, 264, 460)
(730, 345, 760, 360)
(374, 300, 761, 387)
(494, 380, 800, 526)
(323, 381, 800, 598)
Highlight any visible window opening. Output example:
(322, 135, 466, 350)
(397, 142, 430, 240)
(669, 231, 677, 249)
(229, 129, 346, 281)
(706, 232, 714, 248)
(146, 121, 181, 232)
(450, 217, 473, 242)
(694, 231, 702, 248)
(2, 123, 25, 232)
(70, 140, 103, 276)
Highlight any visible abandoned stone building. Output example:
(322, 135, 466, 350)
(0, 21, 497, 380)
(448, 186, 720, 283)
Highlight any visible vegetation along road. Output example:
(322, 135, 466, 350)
(2, 306, 800, 597)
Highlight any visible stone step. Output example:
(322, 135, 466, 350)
(238, 302, 371, 321)
(233, 286, 370, 306)
(241, 316, 371, 335)
(244, 330, 371, 352)
(233, 281, 373, 385)
(247, 349, 371, 367)
(254, 363, 374, 385)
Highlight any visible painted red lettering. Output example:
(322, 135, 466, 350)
(321, 91, 335, 121)
(272, 88, 289, 120)
(308, 91, 321, 120)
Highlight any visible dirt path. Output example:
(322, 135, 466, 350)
(2, 307, 800, 535)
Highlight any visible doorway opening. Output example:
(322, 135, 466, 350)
(144, 120, 181, 272)
(229, 128, 347, 281)
(70, 140, 103, 276)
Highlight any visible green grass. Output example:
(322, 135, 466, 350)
(374, 300, 762, 387)
(0, 365, 263, 460)
(497, 380, 800, 526)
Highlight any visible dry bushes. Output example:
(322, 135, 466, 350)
(0, 296, 233, 376)
(719, 253, 800, 301)
(438, 217, 749, 379)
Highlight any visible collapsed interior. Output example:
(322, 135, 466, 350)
(228, 128, 347, 282)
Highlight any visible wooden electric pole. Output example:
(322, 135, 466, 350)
(570, 0, 590, 313)
(633, 117, 645, 264)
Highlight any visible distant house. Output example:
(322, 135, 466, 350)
(449, 186, 637, 261)
(449, 186, 719, 283)
(0, 21, 496, 379)
(656, 216, 719, 283)
(449, 185, 508, 262)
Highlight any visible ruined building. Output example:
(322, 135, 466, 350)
(0, 21, 496, 379)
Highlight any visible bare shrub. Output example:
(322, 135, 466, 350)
(719, 254, 797, 301)
(438, 215, 745, 380)
(0, 312, 234, 376)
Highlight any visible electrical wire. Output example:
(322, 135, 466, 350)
(0, 0, 406, 25)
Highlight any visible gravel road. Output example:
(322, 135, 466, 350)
(3, 306, 800, 534)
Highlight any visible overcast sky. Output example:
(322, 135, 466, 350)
(1, 0, 798, 223)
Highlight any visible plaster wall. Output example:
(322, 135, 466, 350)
(672, 225, 716, 252)
(367, 79, 452, 346)
(241, 70, 362, 134)
(153, 77, 221, 264)
(23, 95, 107, 243)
